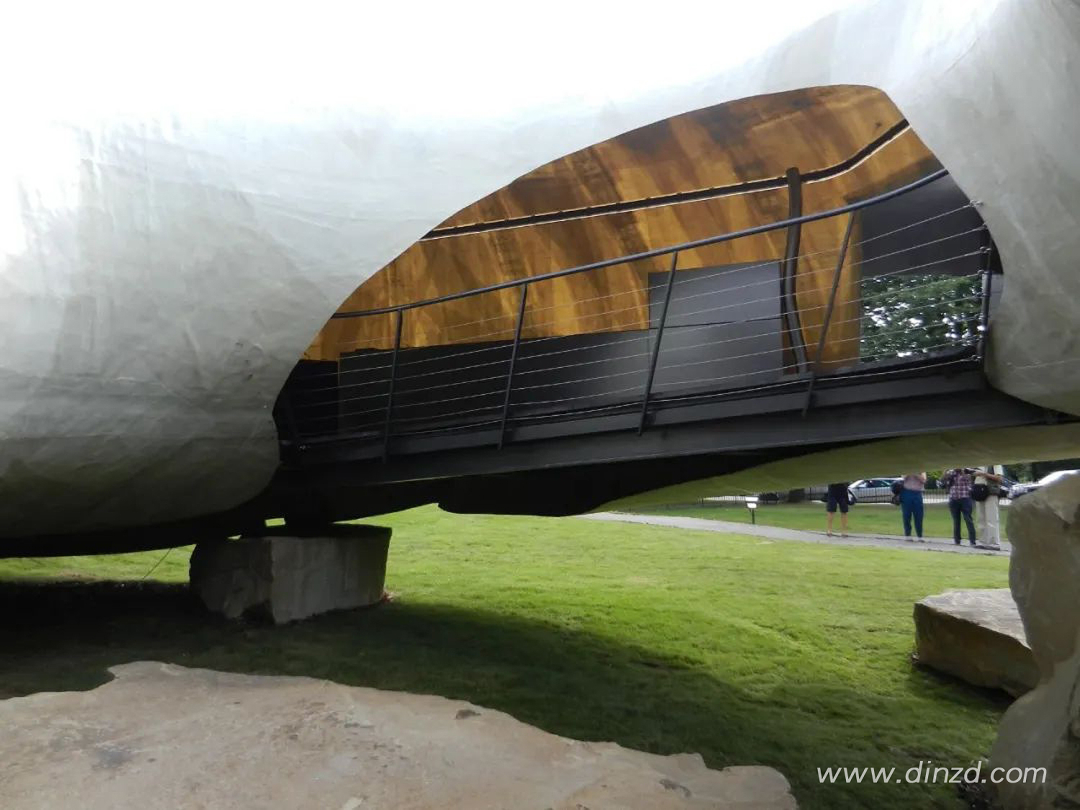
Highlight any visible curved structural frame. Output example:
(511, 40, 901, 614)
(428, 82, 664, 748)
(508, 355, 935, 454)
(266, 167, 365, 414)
(1, 0, 1079, 541)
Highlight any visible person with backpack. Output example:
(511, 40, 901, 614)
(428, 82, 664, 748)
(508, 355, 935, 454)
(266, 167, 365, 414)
(897, 472, 927, 541)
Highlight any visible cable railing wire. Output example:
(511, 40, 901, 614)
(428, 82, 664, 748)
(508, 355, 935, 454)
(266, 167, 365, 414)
(325, 336, 979, 437)
(290, 283, 984, 414)
(323, 200, 979, 355)
(344, 229, 985, 378)
(277, 169, 997, 452)
(282, 201, 984, 393)
(291, 252, 985, 402)
(323, 213, 984, 360)
(329, 168, 950, 321)
(293, 233, 987, 400)
(302, 308, 984, 432)
(305, 350, 983, 443)
(292, 282, 982, 414)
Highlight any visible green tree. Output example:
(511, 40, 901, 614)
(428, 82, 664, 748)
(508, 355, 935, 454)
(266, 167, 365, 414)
(860, 273, 982, 360)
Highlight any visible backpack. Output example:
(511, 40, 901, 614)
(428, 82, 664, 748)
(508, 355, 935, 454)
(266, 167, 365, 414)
(890, 480, 904, 496)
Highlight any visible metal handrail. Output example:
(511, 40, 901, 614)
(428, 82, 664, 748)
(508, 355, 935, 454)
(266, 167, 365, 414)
(423, 119, 914, 239)
(331, 168, 949, 320)
(308, 166, 977, 459)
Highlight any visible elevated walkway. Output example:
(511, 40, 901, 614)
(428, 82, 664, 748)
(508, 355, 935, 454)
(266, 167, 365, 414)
(268, 170, 1061, 519)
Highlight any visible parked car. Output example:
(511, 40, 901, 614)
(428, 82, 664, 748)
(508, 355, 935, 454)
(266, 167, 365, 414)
(848, 478, 902, 504)
(997, 475, 1019, 500)
(1009, 469, 1079, 500)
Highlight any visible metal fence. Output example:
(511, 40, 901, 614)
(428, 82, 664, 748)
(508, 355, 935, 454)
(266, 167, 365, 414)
(684, 486, 995, 508)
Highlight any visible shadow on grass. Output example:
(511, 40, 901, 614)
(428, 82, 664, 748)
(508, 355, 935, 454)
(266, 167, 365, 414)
(0, 577, 995, 810)
(0, 578, 757, 752)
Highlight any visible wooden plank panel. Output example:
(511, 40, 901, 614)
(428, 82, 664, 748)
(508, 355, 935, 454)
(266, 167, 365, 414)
(306, 85, 940, 364)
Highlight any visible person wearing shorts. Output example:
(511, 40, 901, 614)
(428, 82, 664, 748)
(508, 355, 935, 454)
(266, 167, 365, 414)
(826, 482, 851, 537)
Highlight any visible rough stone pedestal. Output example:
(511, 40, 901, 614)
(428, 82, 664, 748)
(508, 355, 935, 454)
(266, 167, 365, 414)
(190, 524, 390, 623)
(990, 476, 1080, 809)
(0, 662, 799, 810)
(913, 589, 1037, 696)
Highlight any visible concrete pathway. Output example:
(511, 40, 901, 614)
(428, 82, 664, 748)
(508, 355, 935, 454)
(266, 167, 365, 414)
(582, 512, 1011, 556)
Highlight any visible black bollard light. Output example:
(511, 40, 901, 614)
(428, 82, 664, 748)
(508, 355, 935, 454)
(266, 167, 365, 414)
(746, 496, 759, 525)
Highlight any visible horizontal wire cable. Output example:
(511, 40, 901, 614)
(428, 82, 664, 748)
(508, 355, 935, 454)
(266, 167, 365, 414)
(312, 309, 984, 424)
(508, 358, 982, 468)
(354, 233, 986, 377)
(291, 223, 985, 396)
(312, 204, 980, 371)
(293, 254, 985, 401)
(330, 200, 979, 348)
(293, 286, 982, 413)
(327, 218, 985, 358)
(294, 282, 984, 412)
(298, 240, 986, 400)
(325, 339, 978, 436)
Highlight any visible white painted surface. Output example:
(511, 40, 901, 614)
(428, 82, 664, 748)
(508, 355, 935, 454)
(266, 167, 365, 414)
(1, 0, 1078, 537)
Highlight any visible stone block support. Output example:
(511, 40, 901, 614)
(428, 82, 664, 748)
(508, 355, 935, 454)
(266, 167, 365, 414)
(189, 524, 390, 623)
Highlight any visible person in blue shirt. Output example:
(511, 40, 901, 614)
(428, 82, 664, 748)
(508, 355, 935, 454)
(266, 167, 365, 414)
(899, 472, 927, 542)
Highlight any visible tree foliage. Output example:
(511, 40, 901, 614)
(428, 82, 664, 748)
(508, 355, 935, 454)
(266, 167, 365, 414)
(860, 273, 983, 360)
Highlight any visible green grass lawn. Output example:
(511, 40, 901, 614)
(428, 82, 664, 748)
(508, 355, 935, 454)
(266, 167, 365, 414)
(634, 500, 1009, 540)
(0, 506, 1010, 809)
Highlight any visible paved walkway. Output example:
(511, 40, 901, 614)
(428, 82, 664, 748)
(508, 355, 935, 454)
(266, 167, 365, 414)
(581, 512, 1011, 556)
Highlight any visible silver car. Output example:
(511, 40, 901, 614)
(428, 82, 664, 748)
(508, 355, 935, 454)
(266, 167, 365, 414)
(1009, 469, 1079, 500)
(848, 478, 903, 504)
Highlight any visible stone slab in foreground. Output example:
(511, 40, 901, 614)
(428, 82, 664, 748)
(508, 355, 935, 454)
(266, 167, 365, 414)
(992, 475, 1080, 809)
(190, 524, 390, 623)
(0, 662, 797, 810)
(914, 589, 1038, 697)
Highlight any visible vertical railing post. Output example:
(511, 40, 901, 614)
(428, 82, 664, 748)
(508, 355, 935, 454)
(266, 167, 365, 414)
(382, 309, 404, 462)
(498, 283, 529, 449)
(781, 167, 808, 373)
(802, 212, 857, 416)
(976, 227, 994, 363)
(639, 252, 679, 435)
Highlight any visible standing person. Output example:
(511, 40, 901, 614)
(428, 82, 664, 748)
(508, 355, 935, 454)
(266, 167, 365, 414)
(975, 466, 1007, 549)
(825, 482, 851, 537)
(899, 472, 927, 542)
(942, 467, 978, 546)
